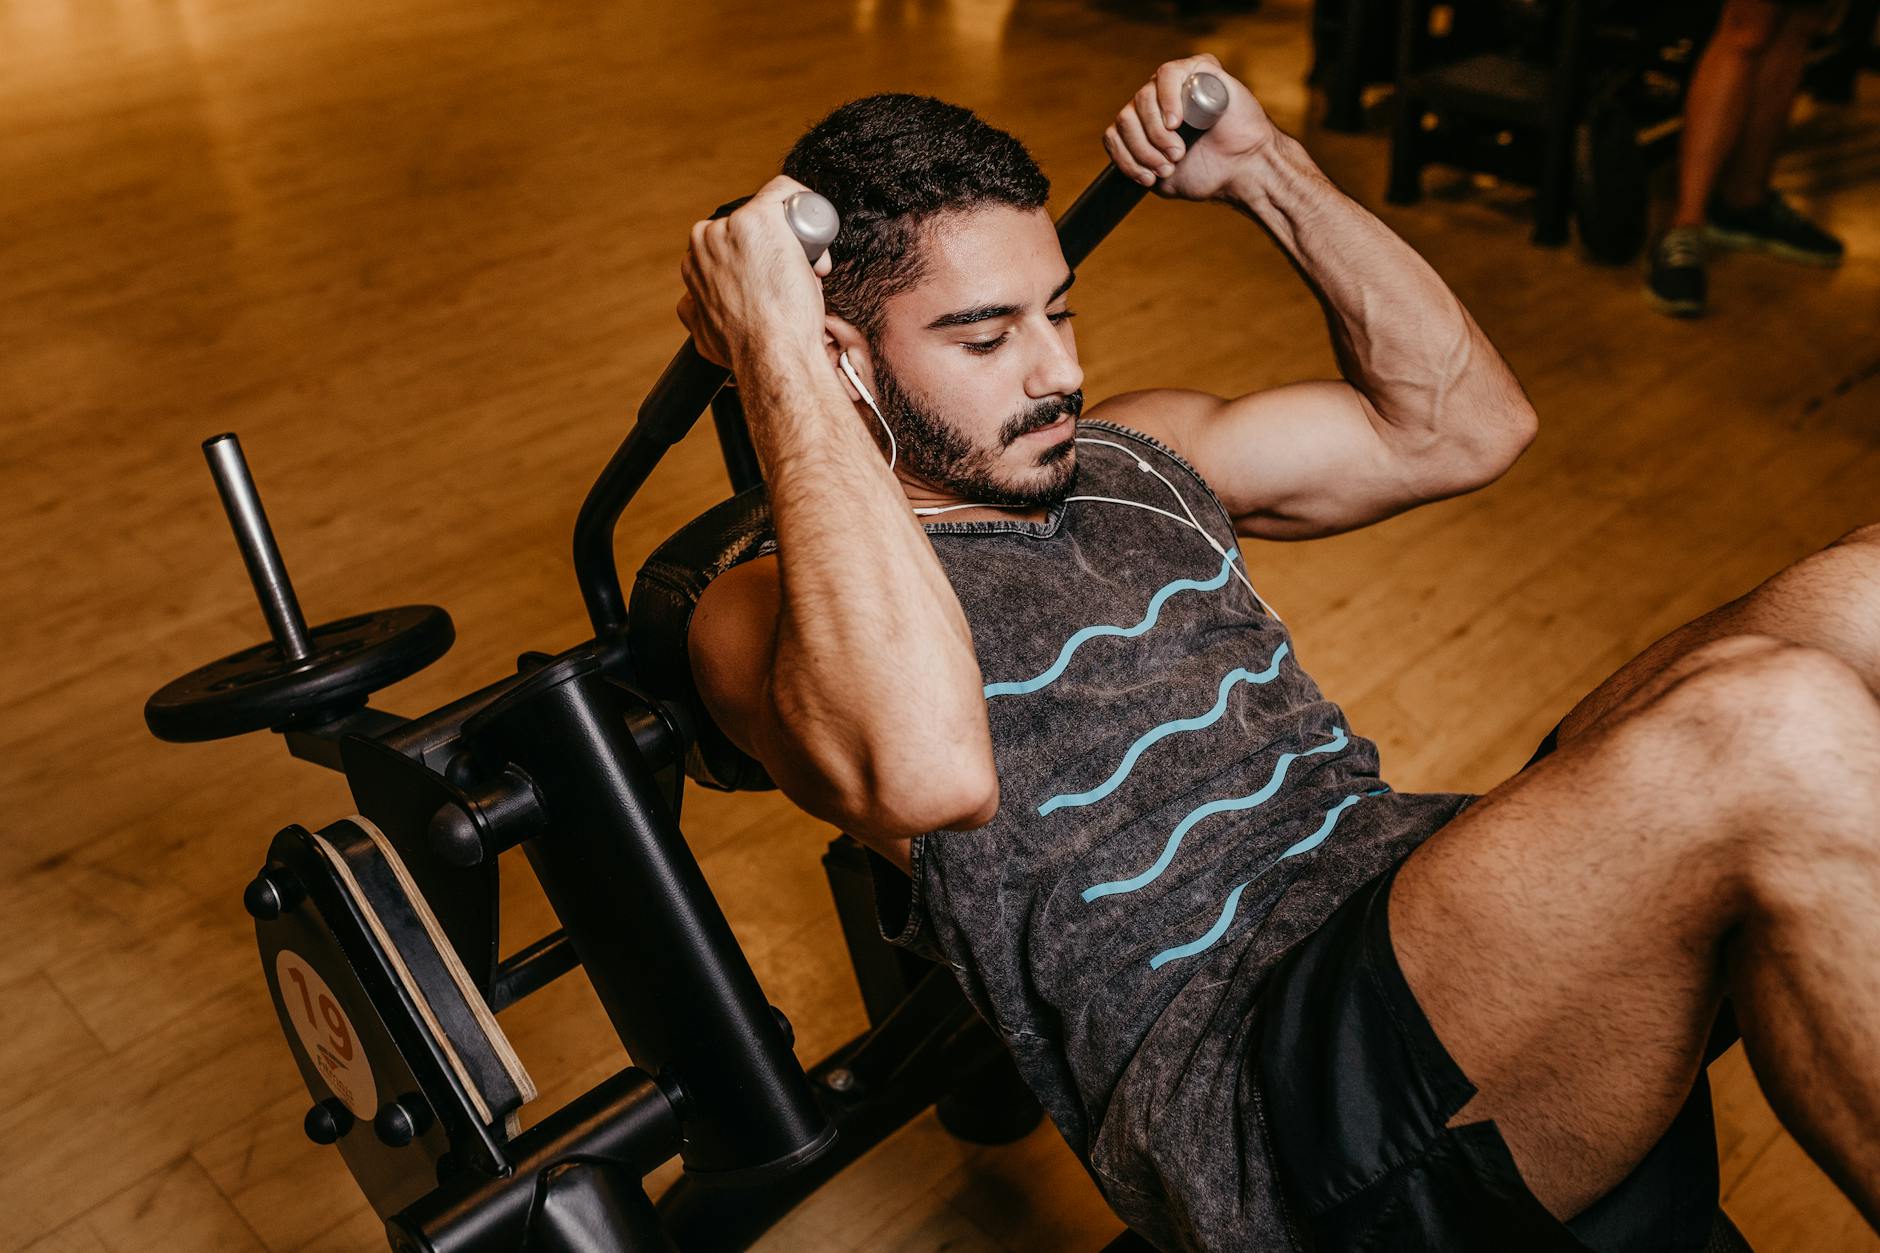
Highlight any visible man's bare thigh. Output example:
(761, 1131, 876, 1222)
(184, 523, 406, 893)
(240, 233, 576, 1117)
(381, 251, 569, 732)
(1385, 639, 1776, 1222)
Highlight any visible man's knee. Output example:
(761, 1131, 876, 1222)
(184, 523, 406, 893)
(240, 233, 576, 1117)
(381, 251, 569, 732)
(1645, 638, 1880, 898)
(1712, 0, 1788, 54)
(1579, 628, 1857, 824)
(1654, 637, 1873, 774)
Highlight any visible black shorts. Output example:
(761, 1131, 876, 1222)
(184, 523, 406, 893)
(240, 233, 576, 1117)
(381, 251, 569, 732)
(1252, 724, 1730, 1252)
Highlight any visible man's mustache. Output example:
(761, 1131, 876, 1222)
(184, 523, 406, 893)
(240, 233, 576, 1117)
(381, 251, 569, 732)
(1003, 390, 1085, 444)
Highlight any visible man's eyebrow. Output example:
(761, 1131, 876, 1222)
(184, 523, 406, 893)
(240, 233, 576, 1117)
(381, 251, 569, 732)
(925, 272, 1077, 331)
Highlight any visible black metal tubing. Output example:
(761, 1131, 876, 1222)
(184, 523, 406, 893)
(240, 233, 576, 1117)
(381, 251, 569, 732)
(282, 707, 409, 772)
(657, 980, 1002, 1251)
(1055, 117, 1208, 271)
(390, 1067, 683, 1253)
(462, 652, 835, 1180)
(573, 345, 732, 637)
(488, 928, 579, 1012)
(530, 1162, 678, 1253)
(377, 673, 530, 770)
(709, 383, 764, 495)
(372, 637, 643, 777)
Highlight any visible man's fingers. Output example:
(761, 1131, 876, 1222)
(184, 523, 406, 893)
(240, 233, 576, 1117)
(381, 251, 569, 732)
(739, 174, 816, 243)
(679, 247, 702, 301)
(688, 217, 717, 266)
(679, 176, 831, 370)
(1104, 125, 1154, 186)
(1146, 76, 1187, 155)
(676, 260, 730, 365)
(1116, 107, 1169, 182)
(1157, 63, 1186, 130)
(1134, 82, 1180, 161)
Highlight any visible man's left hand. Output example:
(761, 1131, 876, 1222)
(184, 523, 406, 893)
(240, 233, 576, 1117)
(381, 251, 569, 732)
(1103, 54, 1276, 202)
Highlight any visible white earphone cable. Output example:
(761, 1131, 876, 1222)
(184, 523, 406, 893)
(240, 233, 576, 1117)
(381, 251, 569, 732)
(839, 350, 897, 473)
(835, 356, 1276, 619)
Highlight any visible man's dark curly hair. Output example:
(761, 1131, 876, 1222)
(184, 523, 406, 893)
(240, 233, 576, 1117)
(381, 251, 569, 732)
(782, 93, 1050, 340)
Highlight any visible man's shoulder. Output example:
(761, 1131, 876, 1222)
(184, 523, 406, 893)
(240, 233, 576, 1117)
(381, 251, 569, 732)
(1081, 389, 1224, 464)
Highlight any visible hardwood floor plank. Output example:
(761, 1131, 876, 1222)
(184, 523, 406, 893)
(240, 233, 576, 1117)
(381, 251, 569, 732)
(0, 983, 292, 1248)
(193, 1088, 379, 1253)
(82, 1156, 268, 1253)
(0, 973, 108, 1114)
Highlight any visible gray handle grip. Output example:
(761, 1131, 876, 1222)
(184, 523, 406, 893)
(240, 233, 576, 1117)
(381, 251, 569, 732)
(1181, 71, 1229, 132)
(783, 191, 839, 264)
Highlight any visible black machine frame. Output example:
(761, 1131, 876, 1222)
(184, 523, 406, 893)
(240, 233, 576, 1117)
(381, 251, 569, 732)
(145, 101, 1217, 1253)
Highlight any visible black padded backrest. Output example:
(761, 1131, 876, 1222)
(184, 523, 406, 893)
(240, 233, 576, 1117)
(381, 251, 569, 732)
(627, 483, 777, 793)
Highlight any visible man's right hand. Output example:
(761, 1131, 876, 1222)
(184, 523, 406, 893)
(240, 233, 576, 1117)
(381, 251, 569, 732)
(677, 175, 836, 370)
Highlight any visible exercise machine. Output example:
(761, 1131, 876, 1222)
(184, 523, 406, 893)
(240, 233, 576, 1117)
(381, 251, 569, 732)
(144, 77, 1228, 1253)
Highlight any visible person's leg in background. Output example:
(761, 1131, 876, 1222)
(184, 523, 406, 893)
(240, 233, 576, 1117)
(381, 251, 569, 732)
(1647, 0, 1844, 316)
(1706, 0, 1848, 264)
(1648, 0, 1787, 316)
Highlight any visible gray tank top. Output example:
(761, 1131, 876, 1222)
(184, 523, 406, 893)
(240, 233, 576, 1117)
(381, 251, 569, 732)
(764, 418, 1472, 1249)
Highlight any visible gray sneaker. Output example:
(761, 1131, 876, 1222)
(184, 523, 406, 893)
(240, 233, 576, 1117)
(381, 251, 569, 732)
(1706, 193, 1844, 267)
(1646, 227, 1707, 318)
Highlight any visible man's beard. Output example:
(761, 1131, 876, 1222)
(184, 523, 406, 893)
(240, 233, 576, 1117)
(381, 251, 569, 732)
(870, 359, 1082, 509)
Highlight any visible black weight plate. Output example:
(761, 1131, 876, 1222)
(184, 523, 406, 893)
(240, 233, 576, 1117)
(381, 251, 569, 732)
(146, 604, 453, 742)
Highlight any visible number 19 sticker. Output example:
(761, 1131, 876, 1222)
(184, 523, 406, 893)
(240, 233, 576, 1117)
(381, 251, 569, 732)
(276, 949, 377, 1120)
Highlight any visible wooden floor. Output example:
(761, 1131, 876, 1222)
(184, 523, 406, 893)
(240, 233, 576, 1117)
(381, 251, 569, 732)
(2, 0, 1876, 1248)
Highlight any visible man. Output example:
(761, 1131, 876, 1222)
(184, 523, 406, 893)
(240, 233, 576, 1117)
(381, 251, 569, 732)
(678, 55, 1880, 1251)
(1648, 0, 1847, 317)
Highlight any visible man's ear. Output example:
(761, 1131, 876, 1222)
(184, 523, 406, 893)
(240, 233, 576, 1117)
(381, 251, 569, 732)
(824, 315, 870, 404)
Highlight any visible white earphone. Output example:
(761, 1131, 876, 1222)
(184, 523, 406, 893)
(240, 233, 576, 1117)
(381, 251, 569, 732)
(839, 350, 897, 473)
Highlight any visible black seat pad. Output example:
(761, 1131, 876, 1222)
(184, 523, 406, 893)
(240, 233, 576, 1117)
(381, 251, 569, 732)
(628, 483, 776, 792)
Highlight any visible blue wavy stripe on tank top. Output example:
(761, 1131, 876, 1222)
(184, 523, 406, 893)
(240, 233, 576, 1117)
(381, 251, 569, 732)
(1273, 791, 1362, 860)
(982, 549, 1239, 699)
(1081, 727, 1351, 902)
(1146, 792, 1366, 970)
(1038, 643, 1292, 817)
(1148, 881, 1252, 971)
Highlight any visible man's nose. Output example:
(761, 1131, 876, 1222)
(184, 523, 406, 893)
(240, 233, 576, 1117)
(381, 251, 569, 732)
(1027, 323, 1084, 399)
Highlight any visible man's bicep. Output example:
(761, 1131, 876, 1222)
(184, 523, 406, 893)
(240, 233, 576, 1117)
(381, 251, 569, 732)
(1189, 381, 1458, 539)
(1116, 383, 1487, 541)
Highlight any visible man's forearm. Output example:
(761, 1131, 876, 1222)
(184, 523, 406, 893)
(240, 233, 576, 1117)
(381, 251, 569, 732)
(1222, 132, 1534, 460)
(735, 344, 996, 830)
